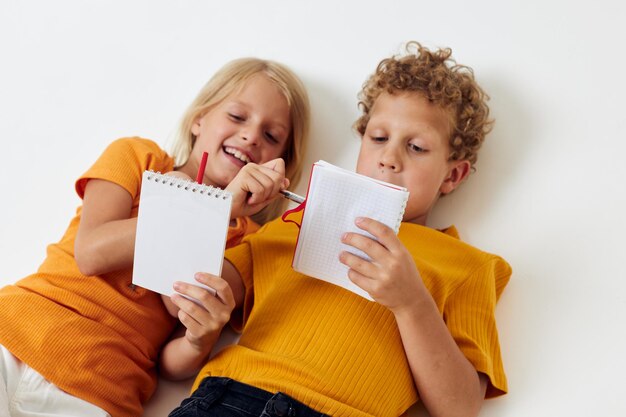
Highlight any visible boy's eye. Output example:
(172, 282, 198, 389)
(371, 136, 387, 143)
(409, 143, 425, 153)
(229, 113, 244, 122)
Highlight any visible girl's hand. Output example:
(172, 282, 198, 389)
(168, 272, 236, 351)
(339, 217, 426, 313)
(226, 158, 289, 219)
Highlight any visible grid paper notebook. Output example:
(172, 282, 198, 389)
(132, 171, 232, 296)
(292, 160, 409, 300)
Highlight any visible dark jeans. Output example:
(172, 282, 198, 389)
(169, 377, 329, 417)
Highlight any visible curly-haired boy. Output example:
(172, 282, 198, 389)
(170, 42, 511, 417)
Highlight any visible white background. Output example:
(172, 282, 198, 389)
(1, 1, 625, 416)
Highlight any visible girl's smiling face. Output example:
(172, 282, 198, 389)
(187, 73, 291, 187)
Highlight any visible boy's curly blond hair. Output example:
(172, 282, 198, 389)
(354, 42, 493, 169)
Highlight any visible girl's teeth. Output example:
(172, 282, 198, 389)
(225, 147, 250, 163)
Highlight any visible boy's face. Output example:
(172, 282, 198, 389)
(356, 92, 470, 225)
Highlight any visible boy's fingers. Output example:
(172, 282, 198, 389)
(341, 231, 387, 260)
(339, 250, 377, 278)
(345, 267, 375, 296)
(354, 217, 400, 250)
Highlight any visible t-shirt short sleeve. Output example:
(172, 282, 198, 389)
(444, 256, 512, 397)
(75, 137, 173, 200)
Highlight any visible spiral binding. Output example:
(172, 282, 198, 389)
(145, 170, 231, 200)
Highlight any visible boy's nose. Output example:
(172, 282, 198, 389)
(379, 150, 402, 172)
(378, 161, 397, 170)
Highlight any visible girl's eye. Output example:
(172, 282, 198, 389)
(229, 113, 244, 122)
(265, 132, 279, 144)
(371, 136, 387, 143)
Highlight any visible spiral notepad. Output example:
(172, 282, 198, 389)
(292, 161, 409, 300)
(132, 171, 232, 297)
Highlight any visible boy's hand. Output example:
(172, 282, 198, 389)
(168, 272, 236, 352)
(339, 217, 425, 313)
(226, 158, 289, 219)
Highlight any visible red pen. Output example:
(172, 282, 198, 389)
(195, 152, 208, 184)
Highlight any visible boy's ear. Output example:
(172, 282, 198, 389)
(440, 160, 471, 195)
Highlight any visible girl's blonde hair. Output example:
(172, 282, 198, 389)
(170, 58, 310, 224)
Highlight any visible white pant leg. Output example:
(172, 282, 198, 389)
(0, 345, 110, 417)
(0, 376, 9, 417)
(1, 344, 20, 417)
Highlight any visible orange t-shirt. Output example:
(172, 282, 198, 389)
(194, 215, 510, 417)
(0, 137, 258, 417)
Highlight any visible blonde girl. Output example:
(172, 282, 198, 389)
(0, 57, 310, 417)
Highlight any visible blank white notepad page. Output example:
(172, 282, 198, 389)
(132, 171, 232, 296)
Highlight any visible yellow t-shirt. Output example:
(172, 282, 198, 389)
(193, 215, 511, 417)
(0, 137, 257, 417)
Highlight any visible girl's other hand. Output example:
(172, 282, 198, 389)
(169, 272, 236, 351)
(226, 158, 288, 219)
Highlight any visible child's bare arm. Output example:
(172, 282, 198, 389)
(390, 287, 487, 417)
(74, 179, 137, 276)
(340, 217, 486, 417)
(159, 260, 244, 380)
(75, 171, 193, 277)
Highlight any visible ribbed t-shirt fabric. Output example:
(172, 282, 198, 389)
(193, 214, 511, 417)
(0, 137, 257, 417)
